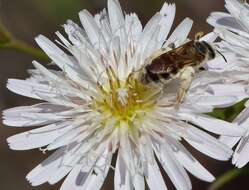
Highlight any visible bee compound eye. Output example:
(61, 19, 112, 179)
(195, 42, 207, 55)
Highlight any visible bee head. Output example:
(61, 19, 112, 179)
(194, 41, 216, 60)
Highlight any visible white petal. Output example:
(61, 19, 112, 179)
(138, 13, 161, 61)
(7, 79, 46, 100)
(234, 107, 249, 126)
(125, 13, 142, 43)
(215, 28, 249, 49)
(63, 20, 89, 47)
(79, 10, 107, 53)
(139, 3, 176, 60)
(154, 142, 192, 190)
(114, 152, 133, 190)
(36, 35, 95, 85)
(232, 132, 249, 168)
(3, 102, 76, 127)
(108, 0, 125, 38)
(94, 9, 111, 40)
(59, 165, 86, 190)
(200, 32, 218, 43)
(46, 126, 86, 150)
(7, 122, 72, 150)
(220, 106, 249, 149)
(59, 142, 108, 190)
(133, 173, 145, 190)
(187, 95, 239, 108)
(185, 126, 233, 160)
(179, 113, 245, 136)
(164, 17, 193, 48)
(158, 3, 176, 46)
(80, 151, 112, 190)
(239, 6, 249, 30)
(6, 78, 82, 107)
(206, 52, 238, 72)
(32, 61, 62, 82)
(219, 135, 240, 148)
(145, 162, 168, 190)
(27, 144, 79, 186)
(166, 138, 215, 182)
(207, 12, 249, 39)
(3, 104, 68, 127)
(207, 83, 247, 98)
(225, 0, 245, 19)
(35, 35, 72, 69)
(48, 145, 91, 185)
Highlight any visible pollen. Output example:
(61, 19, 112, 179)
(91, 68, 159, 128)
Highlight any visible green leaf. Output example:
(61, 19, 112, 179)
(207, 99, 247, 121)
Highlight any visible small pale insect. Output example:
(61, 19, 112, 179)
(138, 32, 225, 108)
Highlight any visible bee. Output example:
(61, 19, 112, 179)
(138, 32, 226, 108)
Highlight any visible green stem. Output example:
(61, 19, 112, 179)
(208, 168, 249, 190)
(0, 20, 48, 61)
(0, 40, 49, 61)
(0, 21, 12, 44)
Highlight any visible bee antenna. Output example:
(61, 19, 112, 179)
(162, 40, 166, 47)
(216, 50, 227, 63)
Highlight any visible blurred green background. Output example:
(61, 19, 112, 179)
(0, 0, 247, 190)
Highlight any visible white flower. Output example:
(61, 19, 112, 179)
(3, 0, 245, 189)
(207, 0, 249, 72)
(208, 0, 249, 168)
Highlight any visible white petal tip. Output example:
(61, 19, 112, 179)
(206, 176, 216, 183)
(35, 34, 45, 42)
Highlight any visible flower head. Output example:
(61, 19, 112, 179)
(208, 0, 249, 168)
(3, 0, 245, 189)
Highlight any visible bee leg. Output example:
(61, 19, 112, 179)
(175, 66, 195, 109)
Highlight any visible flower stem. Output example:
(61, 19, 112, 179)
(0, 21, 49, 62)
(208, 167, 249, 190)
(2, 40, 49, 61)
(0, 22, 11, 44)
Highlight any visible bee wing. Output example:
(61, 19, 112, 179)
(148, 41, 202, 74)
(166, 41, 204, 68)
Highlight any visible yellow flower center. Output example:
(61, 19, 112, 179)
(91, 68, 159, 128)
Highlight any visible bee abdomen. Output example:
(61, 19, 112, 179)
(143, 66, 173, 84)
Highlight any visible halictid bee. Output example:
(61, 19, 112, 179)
(138, 32, 226, 108)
